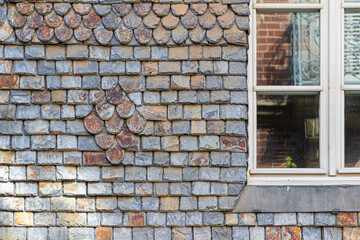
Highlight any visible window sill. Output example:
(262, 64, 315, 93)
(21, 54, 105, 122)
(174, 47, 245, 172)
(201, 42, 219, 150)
(234, 184, 360, 212)
(248, 176, 360, 186)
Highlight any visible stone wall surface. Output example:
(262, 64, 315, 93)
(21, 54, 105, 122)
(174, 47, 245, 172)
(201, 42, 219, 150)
(0, 1, 357, 240)
(0, 0, 253, 239)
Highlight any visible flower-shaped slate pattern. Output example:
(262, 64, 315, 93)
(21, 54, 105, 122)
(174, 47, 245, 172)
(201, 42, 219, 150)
(0, 2, 248, 45)
(84, 83, 166, 165)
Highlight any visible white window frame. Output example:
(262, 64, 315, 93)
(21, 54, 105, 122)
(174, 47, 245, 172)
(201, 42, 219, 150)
(248, 0, 360, 185)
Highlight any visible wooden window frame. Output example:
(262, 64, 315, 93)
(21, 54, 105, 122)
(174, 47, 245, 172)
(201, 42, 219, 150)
(248, 0, 360, 184)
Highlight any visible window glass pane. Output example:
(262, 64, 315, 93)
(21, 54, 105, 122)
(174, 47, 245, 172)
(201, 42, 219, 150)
(344, 10, 360, 84)
(257, 12, 320, 86)
(345, 92, 360, 167)
(257, 0, 318, 3)
(257, 93, 320, 168)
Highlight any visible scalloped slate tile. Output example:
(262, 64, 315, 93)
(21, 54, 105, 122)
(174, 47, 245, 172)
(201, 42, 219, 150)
(74, 22, 92, 41)
(209, 3, 228, 16)
(37, 21, 54, 42)
(143, 11, 159, 29)
(35, 3, 52, 16)
(114, 22, 132, 44)
(113, 4, 131, 17)
(8, 4, 26, 29)
(94, 5, 112, 16)
(162, 12, 179, 30)
(54, 3, 71, 16)
(189, 24, 205, 43)
(181, 9, 198, 30)
(90, 90, 105, 104)
(206, 22, 223, 43)
(153, 4, 170, 17)
(105, 113, 124, 134)
(117, 125, 139, 150)
(16, 3, 34, 16)
(127, 110, 146, 134)
(27, 10, 43, 29)
(218, 9, 235, 29)
(134, 3, 152, 17)
(85, 108, 104, 134)
(224, 24, 246, 45)
(134, 23, 151, 44)
(123, 10, 141, 30)
(65, 8, 81, 29)
(172, 23, 188, 44)
(55, 21, 73, 43)
(94, 23, 113, 45)
(73, 3, 92, 15)
(95, 128, 115, 149)
(102, 11, 121, 30)
(153, 23, 170, 45)
(15, 23, 34, 42)
(199, 9, 216, 30)
(171, 4, 188, 17)
(116, 97, 135, 119)
(106, 143, 124, 164)
(191, 4, 207, 15)
(106, 85, 126, 105)
(83, 8, 100, 29)
(96, 99, 115, 120)
(44, 10, 62, 28)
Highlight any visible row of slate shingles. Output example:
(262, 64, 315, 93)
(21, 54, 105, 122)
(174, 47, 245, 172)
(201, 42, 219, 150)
(0, 2, 248, 45)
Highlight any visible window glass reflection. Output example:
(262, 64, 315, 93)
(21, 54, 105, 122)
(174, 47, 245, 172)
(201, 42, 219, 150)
(257, 93, 320, 168)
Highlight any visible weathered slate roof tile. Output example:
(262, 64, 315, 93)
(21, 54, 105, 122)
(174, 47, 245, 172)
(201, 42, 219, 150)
(55, 21, 73, 42)
(16, 3, 34, 16)
(35, 3, 52, 16)
(15, 23, 34, 43)
(64, 8, 81, 29)
(73, 3, 92, 15)
(83, 8, 100, 29)
(102, 10, 121, 30)
(94, 23, 113, 44)
(74, 22, 92, 41)
(94, 5, 112, 16)
(27, 10, 43, 29)
(143, 11, 159, 29)
(153, 23, 170, 45)
(2, 2, 247, 45)
(134, 3, 152, 17)
(54, 3, 71, 16)
(191, 3, 207, 15)
(45, 10, 62, 28)
(153, 4, 170, 17)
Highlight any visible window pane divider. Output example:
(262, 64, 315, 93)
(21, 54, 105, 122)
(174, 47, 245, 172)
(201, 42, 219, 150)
(342, 2, 360, 9)
(254, 86, 323, 92)
(342, 85, 360, 91)
(253, 3, 323, 10)
(338, 168, 360, 174)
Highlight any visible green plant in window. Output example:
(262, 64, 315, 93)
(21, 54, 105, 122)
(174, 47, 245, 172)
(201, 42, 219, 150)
(281, 156, 297, 168)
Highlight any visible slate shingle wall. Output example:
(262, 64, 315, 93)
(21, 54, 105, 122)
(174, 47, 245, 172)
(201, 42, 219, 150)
(0, 0, 252, 239)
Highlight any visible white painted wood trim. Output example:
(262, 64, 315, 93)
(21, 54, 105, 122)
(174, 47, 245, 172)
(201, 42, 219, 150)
(248, 177, 360, 186)
(254, 86, 323, 91)
(250, 168, 327, 175)
(342, 2, 360, 8)
(253, 3, 323, 10)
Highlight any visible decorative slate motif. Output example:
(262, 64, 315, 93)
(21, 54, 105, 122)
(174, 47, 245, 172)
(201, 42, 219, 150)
(0, 2, 247, 45)
(84, 83, 167, 164)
